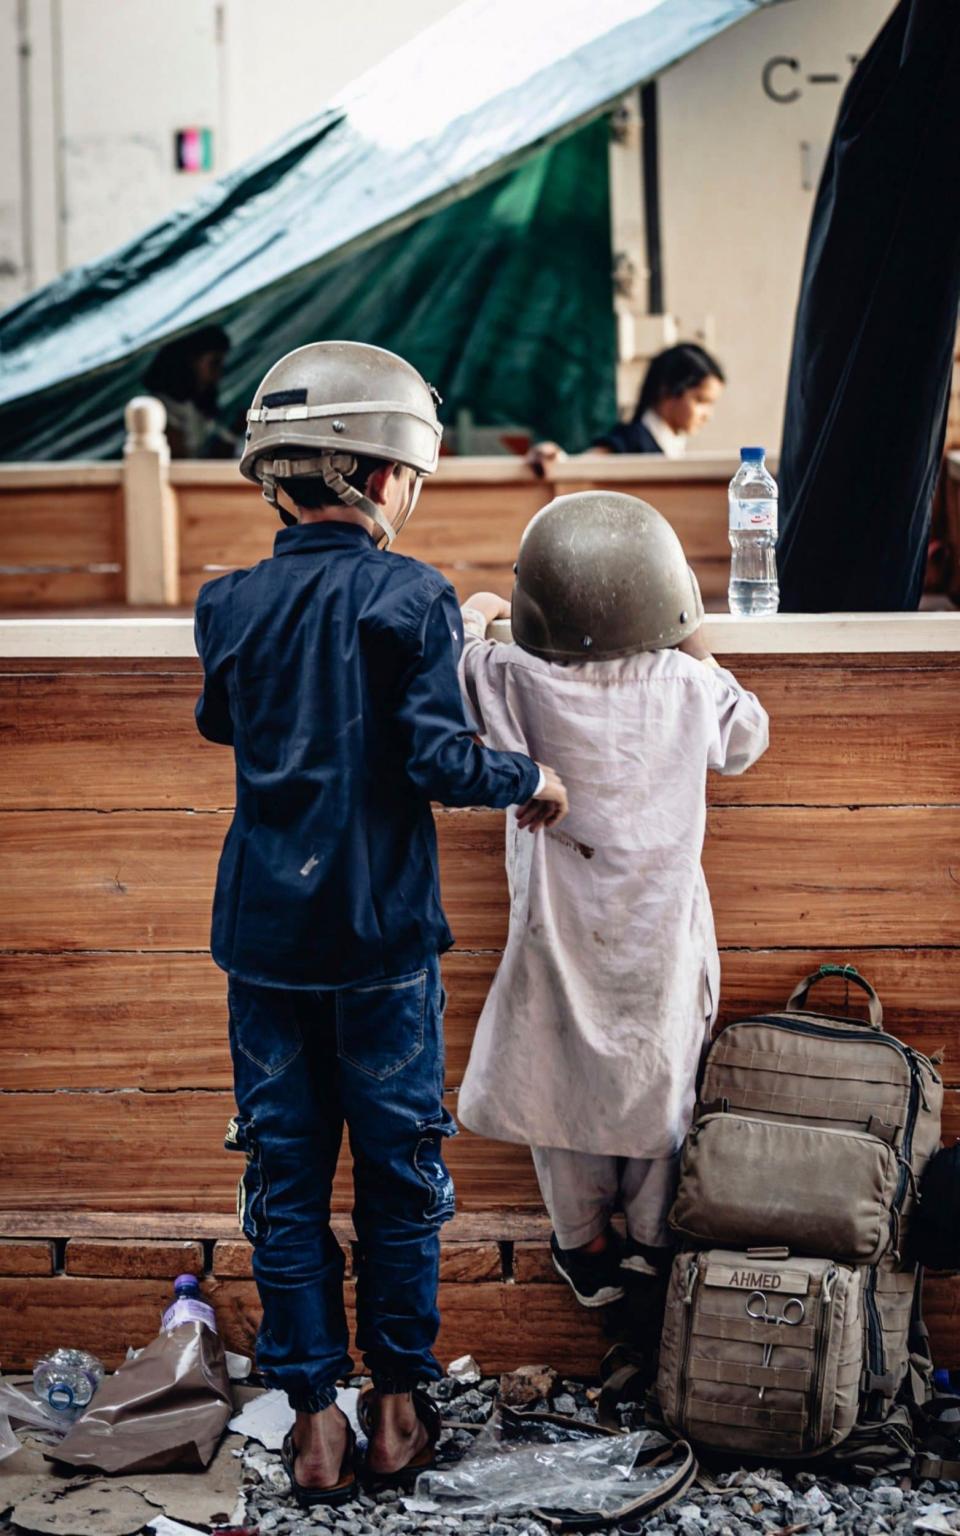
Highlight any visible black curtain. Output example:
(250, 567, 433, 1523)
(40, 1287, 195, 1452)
(777, 0, 960, 611)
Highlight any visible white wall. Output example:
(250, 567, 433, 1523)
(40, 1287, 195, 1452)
(652, 0, 893, 453)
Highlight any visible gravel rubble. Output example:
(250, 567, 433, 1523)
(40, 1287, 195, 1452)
(237, 1374, 960, 1536)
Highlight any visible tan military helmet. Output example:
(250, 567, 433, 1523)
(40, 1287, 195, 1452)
(240, 340, 443, 542)
(512, 491, 704, 660)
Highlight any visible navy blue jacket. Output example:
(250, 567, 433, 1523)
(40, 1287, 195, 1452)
(195, 521, 539, 988)
(592, 418, 662, 454)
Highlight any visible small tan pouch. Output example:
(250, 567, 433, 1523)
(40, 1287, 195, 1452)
(669, 1112, 900, 1264)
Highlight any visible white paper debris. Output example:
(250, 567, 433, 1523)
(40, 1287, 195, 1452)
(228, 1385, 360, 1450)
(447, 1354, 481, 1385)
(225, 1350, 252, 1381)
(147, 1519, 207, 1536)
(228, 1389, 292, 1450)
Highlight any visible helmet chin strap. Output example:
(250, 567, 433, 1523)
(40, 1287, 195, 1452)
(260, 453, 396, 546)
(320, 459, 396, 547)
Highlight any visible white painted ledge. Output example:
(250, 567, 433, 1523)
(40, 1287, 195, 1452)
(1, 612, 959, 659)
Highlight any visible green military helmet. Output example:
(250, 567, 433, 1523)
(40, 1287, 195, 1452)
(240, 340, 443, 541)
(511, 491, 704, 661)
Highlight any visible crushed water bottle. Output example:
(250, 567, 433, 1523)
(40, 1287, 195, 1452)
(33, 1348, 104, 1421)
(161, 1272, 218, 1334)
(728, 446, 779, 616)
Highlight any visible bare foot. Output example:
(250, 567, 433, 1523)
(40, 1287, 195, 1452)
(292, 1404, 350, 1489)
(365, 1391, 428, 1475)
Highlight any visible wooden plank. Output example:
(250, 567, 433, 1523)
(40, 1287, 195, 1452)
(513, 1242, 560, 1284)
(64, 1238, 204, 1278)
(0, 673, 231, 810)
(3, 1082, 954, 1216)
(0, 952, 232, 1090)
(1, 1267, 957, 1376)
(0, 1274, 608, 1375)
(212, 1235, 501, 1282)
(3, 949, 960, 1095)
(2, 658, 957, 814)
(0, 569, 123, 609)
(0, 489, 123, 566)
(439, 1243, 504, 1283)
(0, 1210, 553, 1242)
(0, 1239, 54, 1275)
(4, 805, 956, 953)
(0, 1090, 542, 1213)
(212, 1238, 251, 1276)
(0, 465, 122, 489)
(177, 485, 277, 579)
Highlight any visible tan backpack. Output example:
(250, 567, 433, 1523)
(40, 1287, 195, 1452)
(655, 965, 943, 1462)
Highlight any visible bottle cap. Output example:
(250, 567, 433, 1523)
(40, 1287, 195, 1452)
(174, 1273, 200, 1292)
(740, 446, 764, 461)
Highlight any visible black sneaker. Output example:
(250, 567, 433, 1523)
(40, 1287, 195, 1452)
(550, 1230, 626, 1308)
(620, 1238, 674, 1279)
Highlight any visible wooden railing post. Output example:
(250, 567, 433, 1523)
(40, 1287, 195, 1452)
(122, 396, 180, 605)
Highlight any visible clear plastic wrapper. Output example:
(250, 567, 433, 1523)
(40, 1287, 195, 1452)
(414, 1409, 684, 1521)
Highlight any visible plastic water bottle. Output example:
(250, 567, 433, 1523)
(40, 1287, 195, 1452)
(728, 446, 779, 615)
(33, 1348, 104, 1421)
(161, 1273, 218, 1334)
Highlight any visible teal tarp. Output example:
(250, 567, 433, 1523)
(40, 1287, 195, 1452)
(0, 0, 776, 458)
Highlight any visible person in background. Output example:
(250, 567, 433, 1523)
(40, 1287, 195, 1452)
(529, 342, 725, 473)
(143, 323, 239, 458)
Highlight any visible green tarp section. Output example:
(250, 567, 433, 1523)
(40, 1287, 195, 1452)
(0, 0, 778, 459)
(0, 120, 615, 462)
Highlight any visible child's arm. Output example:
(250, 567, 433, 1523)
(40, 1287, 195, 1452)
(193, 594, 234, 746)
(707, 664, 769, 775)
(676, 624, 767, 775)
(461, 590, 510, 640)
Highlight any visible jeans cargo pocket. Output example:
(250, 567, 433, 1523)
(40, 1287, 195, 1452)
(335, 969, 426, 1081)
(224, 1114, 269, 1243)
(414, 1107, 457, 1224)
(228, 979, 303, 1078)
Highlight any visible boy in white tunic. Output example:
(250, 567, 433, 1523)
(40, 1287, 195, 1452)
(456, 492, 769, 1307)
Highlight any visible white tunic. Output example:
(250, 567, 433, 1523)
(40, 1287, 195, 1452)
(456, 625, 769, 1159)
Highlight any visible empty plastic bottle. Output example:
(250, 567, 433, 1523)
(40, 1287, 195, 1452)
(33, 1348, 104, 1420)
(161, 1273, 218, 1334)
(728, 446, 779, 616)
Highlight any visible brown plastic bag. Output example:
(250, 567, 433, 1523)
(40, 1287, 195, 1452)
(48, 1322, 233, 1474)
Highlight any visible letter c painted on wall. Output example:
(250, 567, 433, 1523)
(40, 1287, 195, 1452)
(763, 56, 801, 104)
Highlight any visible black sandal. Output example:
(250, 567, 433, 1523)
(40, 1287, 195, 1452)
(280, 1421, 358, 1508)
(357, 1386, 442, 1490)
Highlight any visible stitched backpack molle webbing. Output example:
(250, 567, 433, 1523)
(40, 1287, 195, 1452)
(657, 966, 943, 1460)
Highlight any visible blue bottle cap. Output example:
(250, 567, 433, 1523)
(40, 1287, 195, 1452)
(740, 446, 765, 461)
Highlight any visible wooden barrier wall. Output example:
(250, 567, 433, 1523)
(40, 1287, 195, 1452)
(1, 617, 959, 1374)
(173, 456, 738, 610)
(0, 403, 745, 612)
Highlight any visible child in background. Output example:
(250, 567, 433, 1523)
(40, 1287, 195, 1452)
(456, 492, 769, 1306)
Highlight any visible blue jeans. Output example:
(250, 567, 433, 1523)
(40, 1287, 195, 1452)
(225, 955, 456, 1411)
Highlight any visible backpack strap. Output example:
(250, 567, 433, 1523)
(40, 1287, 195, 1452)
(785, 964, 884, 1029)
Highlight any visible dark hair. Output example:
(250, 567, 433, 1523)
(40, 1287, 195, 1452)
(143, 324, 231, 402)
(279, 455, 399, 510)
(634, 343, 725, 421)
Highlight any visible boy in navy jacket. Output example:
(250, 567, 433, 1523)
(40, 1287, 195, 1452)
(196, 342, 566, 1504)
